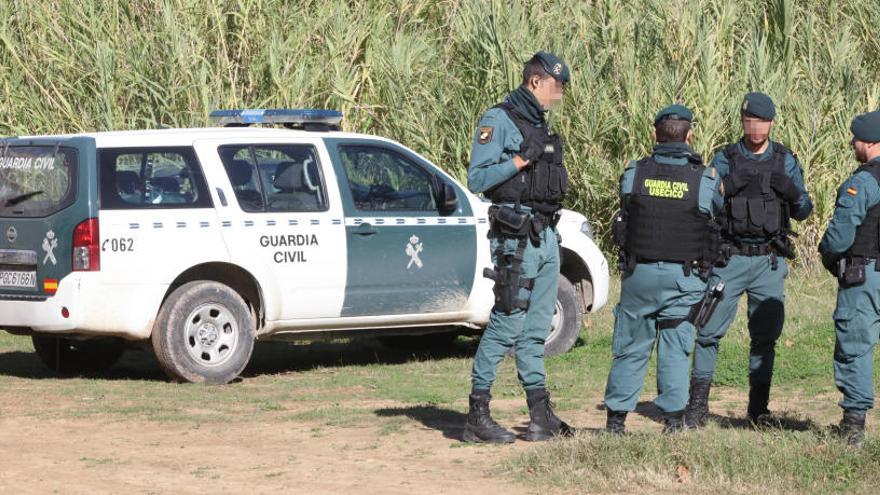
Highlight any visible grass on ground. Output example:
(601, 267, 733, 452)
(0, 271, 876, 493)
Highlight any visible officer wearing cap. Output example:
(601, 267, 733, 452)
(603, 104, 724, 434)
(818, 111, 880, 447)
(463, 51, 572, 443)
(685, 92, 813, 428)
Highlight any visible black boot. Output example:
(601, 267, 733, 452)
(524, 388, 575, 441)
(663, 410, 686, 433)
(462, 390, 515, 444)
(838, 410, 866, 448)
(606, 410, 627, 434)
(685, 377, 712, 429)
(747, 380, 772, 425)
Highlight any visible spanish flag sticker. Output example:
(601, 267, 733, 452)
(43, 279, 58, 294)
(847, 187, 858, 196)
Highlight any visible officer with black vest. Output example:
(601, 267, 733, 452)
(686, 92, 813, 428)
(819, 111, 880, 447)
(604, 104, 724, 434)
(463, 51, 573, 443)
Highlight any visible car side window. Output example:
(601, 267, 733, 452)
(337, 145, 437, 212)
(99, 147, 211, 209)
(218, 144, 327, 212)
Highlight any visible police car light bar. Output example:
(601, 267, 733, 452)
(209, 109, 343, 130)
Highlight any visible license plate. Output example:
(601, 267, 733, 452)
(0, 270, 37, 288)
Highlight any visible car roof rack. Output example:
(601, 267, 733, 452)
(209, 109, 343, 131)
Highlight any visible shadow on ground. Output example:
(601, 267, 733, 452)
(0, 335, 481, 382)
(375, 405, 468, 440)
(376, 404, 605, 441)
(594, 401, 820, 432)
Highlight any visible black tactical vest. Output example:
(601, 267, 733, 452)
(486, 103, 568, 213)
(624, 156, 715, 264)
(722, 142, 791, 240)
(848, 162, 880, 258)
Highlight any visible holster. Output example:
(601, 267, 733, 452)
(686, 279, 726, 328)
(484, 205, 535, 314)
(838, 257, 869, 286)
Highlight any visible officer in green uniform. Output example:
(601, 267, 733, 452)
(686, 93, 813, 428)
(818, 111, 880, 447)
(604, 104, 724, 434)
(463, 51, 573, 443)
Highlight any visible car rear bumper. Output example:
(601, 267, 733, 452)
(0, 274, 166, 340)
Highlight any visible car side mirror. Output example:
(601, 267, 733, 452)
(439, 183, 458, 212)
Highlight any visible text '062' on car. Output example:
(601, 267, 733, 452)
(0, 109, 609, 383)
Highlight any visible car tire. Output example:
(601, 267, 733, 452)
(32, 335, 125, 374)
(151, 281, 255, 384)
(544, 275, 583, 358)
(503, 274, 584, 358)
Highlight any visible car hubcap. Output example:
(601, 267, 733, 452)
(547, 299, 564, 343)
(184, 303, 238, 367)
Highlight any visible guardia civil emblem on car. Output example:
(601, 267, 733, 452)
(5, 226, 16, 243)
(42, 230, 57, 265)
(406, 234, 424, 270)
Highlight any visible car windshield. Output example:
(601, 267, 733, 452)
(0, 146, 77, 218)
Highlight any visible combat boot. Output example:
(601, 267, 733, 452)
(747, 380, 772, 425)
(524, 388, 575, 441)
(838, 410, 866, 448)
(605, 410, 627, 434)
(662, 410, 686, 433)
(685, 377, 712, 429)
(462, 390, 515, 444)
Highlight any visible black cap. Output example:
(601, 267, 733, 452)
(654, 104, 693, 126)
(533, 51, 570, 83)
(851, 111, 880, 143)
(741, 92, 776, 120)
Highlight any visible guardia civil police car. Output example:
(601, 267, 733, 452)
(0, 109, 608, 383)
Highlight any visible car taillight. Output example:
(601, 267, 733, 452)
(72, 218, 100, 271)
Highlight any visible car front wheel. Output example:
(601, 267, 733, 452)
(544, 275, 583, 357)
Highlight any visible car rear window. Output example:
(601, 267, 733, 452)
(99, 147, 212, 209)
(0, 146, 78, 218)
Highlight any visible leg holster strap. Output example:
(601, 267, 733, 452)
(657, 318, 686, 331)
(483, 231, 534, 314)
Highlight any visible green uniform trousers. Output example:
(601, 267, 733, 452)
(833, 260, 880, 412)
(471, 226, 559, 391)
(603, 262, 706, 413)
(692, 254, 788, 384)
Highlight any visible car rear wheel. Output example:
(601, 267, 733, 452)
(32, 335, 125, 374)
(152, 281, 255, 384)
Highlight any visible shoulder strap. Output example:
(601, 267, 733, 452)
(494, 102, 530, 129)
(771, 140, 791, 157)
(857, 162, 880, 185)
(722, 143, 739, 161)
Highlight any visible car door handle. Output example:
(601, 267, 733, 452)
(352, 223, 377, 236)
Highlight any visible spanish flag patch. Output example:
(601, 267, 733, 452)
(847, 187, 858, 196)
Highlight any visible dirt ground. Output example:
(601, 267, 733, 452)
(0, 392, 699, 495)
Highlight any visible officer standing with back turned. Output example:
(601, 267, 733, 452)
(819, 111, 880, 447)
(603, 104, 724, 434)
(686, 93, 813, 428)
(463, 51, 573, 443)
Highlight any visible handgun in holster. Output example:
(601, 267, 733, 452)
(687, 279, 726, 328)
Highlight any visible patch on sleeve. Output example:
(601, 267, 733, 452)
(478, 126, 494, 144)
(847, 187, 858, 196)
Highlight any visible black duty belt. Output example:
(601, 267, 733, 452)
(727, 243, 773, 257)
